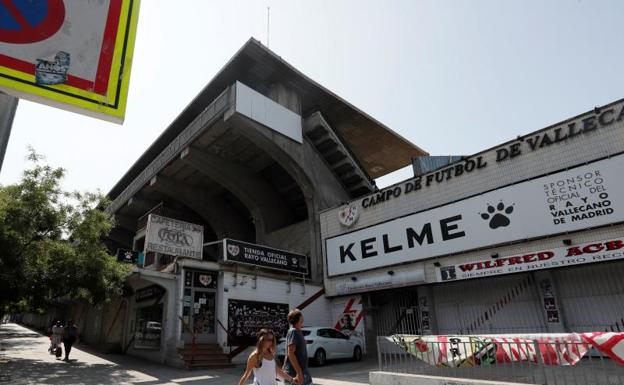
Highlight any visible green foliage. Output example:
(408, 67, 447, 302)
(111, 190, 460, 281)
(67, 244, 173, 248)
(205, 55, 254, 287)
(0, 149, 131, 314)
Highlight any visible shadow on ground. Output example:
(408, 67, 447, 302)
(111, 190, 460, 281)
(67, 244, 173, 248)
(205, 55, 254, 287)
(1, 323, 373, 384)
(1, 358, 137, 384)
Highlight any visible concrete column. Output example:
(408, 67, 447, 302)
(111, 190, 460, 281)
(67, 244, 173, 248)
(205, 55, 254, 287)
(0, 93, 18, 173)
(532, 270, 567, 333)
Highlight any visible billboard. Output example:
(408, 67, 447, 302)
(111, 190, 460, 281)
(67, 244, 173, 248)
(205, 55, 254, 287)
(436, 237, 624, 283)
(145, 214, 204, 259)
(227, 299, 289, 345)
(223, 238, 308, 275)
(325, 154, 624, 276)
(0, 0, 140, 123)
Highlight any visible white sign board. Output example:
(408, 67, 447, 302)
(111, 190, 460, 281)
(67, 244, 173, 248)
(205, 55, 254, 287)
(333, 269, 425, 296)
(145, 214, 203, 259)
(234, 81, 303, 143)
(436, 237, 624, 282)
(325, 154, 624, 276)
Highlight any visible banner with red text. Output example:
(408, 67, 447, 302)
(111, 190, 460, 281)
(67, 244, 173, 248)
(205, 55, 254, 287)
(436, 237, 624, 282)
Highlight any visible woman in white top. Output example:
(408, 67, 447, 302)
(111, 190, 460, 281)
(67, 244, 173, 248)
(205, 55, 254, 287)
(49, 320, 63, 357)
(238, 329, 296, 385)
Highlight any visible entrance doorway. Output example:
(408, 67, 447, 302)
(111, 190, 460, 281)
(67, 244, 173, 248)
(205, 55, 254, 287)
(182, 269, 218, 343)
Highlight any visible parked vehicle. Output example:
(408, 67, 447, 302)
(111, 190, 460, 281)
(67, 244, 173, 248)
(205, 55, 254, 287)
(146, 321, 161, 331)
(277, 327, 364, 366)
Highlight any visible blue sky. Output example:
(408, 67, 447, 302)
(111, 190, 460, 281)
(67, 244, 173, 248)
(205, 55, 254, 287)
(1, 0, 623, 192)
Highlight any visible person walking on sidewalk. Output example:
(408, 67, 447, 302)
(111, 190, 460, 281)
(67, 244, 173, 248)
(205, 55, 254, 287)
(49, 320, 63, 358)
(62, 319, 79, 361)
(283, 309, 313, 385)
(237, 329, 296, 385)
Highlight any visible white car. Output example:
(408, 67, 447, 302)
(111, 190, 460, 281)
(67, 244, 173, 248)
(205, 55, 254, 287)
(146, 321, 161, 331)
(277, 327, 364, 366)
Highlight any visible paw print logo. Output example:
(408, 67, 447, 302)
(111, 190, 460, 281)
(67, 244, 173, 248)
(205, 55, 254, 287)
(480, 201, 514, 229)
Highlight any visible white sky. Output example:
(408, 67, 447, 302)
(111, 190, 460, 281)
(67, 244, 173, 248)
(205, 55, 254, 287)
(1, 0, 623, 194)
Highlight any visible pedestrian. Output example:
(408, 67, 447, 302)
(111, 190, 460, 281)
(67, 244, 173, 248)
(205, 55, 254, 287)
(237, 329, 296, 385)
(283, 309, 312, 385)
(62, 319, 79, 361)
(49, 320, 63, 358)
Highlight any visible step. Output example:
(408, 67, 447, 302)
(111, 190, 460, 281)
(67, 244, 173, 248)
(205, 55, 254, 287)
(178, 348, 223, 354)
(184, 361, 236, 369)
(179, 352, 229, 359)
(179, 354, 231, 361)
(181, 357, 231, 365)
(181, 344, 221, 349)
(178, 344, 222, 351)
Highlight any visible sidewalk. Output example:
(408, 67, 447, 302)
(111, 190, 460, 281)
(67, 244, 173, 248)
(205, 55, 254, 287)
(0, 323, 371, 385)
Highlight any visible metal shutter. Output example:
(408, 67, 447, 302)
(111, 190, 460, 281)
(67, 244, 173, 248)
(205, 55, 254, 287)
(554, 261, 624, 332)
(433, 273, 546, 334)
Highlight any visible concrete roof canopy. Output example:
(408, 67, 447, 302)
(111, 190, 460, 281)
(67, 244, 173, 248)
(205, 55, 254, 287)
(108, 38, 427, 201)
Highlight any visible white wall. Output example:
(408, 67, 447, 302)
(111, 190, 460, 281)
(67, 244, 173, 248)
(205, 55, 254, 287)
(217, 272, 332, 363)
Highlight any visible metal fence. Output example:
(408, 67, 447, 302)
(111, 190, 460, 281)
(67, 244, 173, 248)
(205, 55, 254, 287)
(377, 336, 624, 385)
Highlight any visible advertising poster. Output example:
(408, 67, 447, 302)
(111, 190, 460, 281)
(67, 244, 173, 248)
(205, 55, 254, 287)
(333, 296, 366, 350)
(227, 299, 289, 345)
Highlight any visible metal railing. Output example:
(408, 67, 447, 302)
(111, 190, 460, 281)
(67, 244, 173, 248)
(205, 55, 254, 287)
(377, 336, 624, 385)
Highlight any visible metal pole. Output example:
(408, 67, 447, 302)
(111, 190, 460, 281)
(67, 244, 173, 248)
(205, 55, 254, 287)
(267, 6, 270, 48)
(0, 92, 18, 173)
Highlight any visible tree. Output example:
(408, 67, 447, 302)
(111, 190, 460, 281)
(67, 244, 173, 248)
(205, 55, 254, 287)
(0, 149, 130, 316)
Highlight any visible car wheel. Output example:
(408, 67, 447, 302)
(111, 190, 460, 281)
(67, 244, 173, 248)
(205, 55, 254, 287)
(314, 349, 326, 366)
(353, 346, 363, 362)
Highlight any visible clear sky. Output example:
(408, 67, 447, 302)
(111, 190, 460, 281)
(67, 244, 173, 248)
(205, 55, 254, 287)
(1, 0, 623, 193)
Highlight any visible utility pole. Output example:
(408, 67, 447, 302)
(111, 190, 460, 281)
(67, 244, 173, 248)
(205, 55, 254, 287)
(0, 92, 18, 174)
(267, 6, 270, 48)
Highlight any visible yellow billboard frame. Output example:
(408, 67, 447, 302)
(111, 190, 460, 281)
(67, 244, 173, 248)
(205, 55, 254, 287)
(0, 0, 140, 124)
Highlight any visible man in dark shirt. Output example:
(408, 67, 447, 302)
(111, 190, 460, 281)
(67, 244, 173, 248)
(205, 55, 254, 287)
(283, 309, 312, 385)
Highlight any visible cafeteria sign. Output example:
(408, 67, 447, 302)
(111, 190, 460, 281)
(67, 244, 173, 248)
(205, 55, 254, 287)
(145, 214, 203, 259)
(223, 239, 308, 275)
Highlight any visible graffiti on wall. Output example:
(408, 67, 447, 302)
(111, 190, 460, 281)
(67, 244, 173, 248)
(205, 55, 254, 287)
(334, 296, 365, 341)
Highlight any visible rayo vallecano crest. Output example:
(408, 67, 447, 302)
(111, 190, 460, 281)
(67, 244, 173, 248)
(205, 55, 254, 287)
(338, 204, 359, 227)
(227, 244, 240, 257)
(198, 274, 212, 286)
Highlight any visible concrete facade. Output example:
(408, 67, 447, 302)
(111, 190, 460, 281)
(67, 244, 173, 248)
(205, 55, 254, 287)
(99, 39, 424, 366)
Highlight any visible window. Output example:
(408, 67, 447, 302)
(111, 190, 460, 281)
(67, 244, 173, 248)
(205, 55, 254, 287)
(317, 329, 330, 338)
(134, 304, 163, 349)
(327, 329, 348, 339)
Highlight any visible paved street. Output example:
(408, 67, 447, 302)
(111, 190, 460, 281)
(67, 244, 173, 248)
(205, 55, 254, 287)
(0, 323, 371, 385)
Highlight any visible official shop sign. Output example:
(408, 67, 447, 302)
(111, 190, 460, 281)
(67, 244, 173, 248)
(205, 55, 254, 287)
(223, 239, 308, 275)
(145, 214, 203, 259)
(436, 237, 624, 282)
(325, 154, 624, 277)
